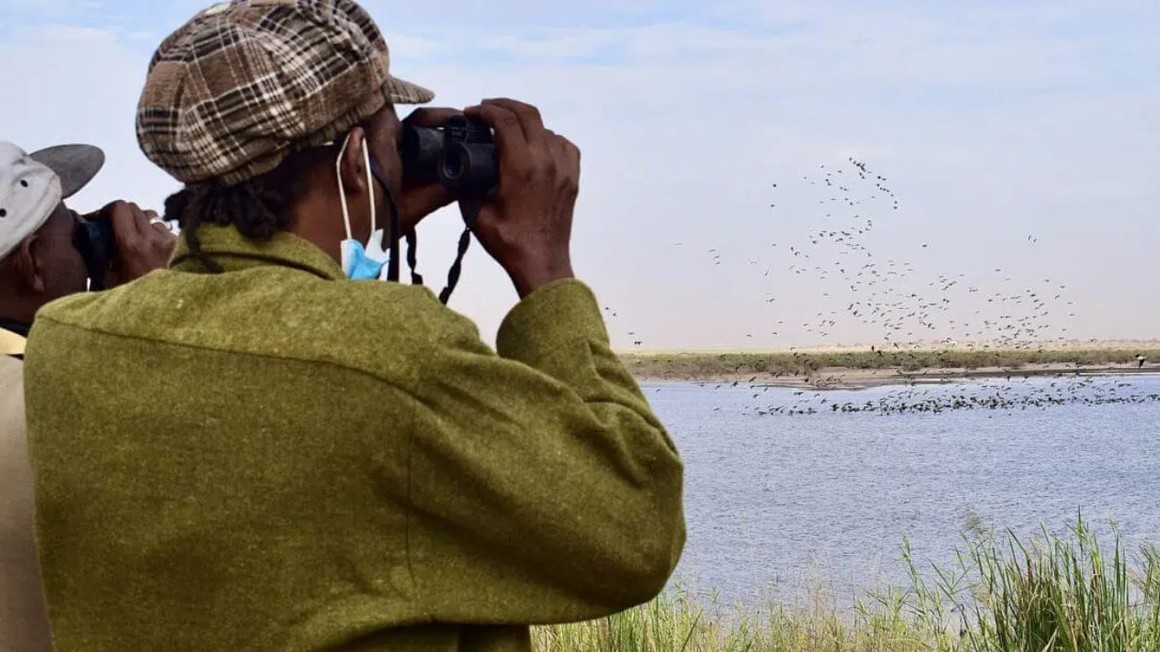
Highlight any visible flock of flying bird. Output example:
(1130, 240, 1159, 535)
(752, 158, 1081, 346)
(611, 156, 1158, 417)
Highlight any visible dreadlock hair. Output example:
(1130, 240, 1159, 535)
(162, 145, 339, 273)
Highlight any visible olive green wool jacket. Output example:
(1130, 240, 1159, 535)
(23, 225, 686, 651)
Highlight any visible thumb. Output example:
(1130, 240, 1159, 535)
(400, 183, 456, 223)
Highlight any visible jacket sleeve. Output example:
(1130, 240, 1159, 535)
(403, 279, 686, 625)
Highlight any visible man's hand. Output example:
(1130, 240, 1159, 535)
(100, 201, 176, 288)
(464, 98, 579, 299)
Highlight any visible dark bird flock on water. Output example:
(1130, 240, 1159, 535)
(739, 376, 1160, 417)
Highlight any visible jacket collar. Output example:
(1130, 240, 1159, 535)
(171, 224, 346, 281)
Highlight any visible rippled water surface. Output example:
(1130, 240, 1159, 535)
(649, 375, 1160, 606)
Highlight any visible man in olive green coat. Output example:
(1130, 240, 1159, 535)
(23, 1, 685, 650)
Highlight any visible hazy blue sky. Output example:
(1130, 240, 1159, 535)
(1, 0, 1156, 351)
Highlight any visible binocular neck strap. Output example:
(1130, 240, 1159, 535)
(433, 201, 477, 303)
(405, 231, 423, 286)
(386, 191, 401, 284)
(367, 157, 474, 304)
(403, 228, 473, 306)
(437, 201, 483, 305)
(438, 229, 472, 305)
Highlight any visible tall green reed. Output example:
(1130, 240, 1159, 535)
(533, 516, 1160, 651)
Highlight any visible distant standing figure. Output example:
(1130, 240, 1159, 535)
(1137, 354, 1147, 369)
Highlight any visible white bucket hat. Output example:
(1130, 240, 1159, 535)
(0, 141, 104, 260)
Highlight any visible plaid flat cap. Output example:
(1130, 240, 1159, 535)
(137, 0, 434, 186)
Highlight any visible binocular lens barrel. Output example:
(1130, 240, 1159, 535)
(440, 143, 499, 196)
(400, 127, 443, 185)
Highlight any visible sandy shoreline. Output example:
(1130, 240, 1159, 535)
(634, 363, 1160, 390)
(623, 340, 1160, 356)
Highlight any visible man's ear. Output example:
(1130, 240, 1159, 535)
(12, 234, 46, 295)
(339, 128, 370, 196)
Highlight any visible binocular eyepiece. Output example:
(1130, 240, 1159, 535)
(400, 115, 498, 198)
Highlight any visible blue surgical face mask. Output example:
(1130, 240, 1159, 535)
(333, 130, 471, 302)
(335, 133, 390, 281)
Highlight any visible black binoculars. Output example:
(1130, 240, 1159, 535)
(400, 115, 498, 198)
(71, 209, 116, 291)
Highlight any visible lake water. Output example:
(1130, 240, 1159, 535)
(648, 374, 1160, 607)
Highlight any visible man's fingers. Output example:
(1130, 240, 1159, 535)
(544, 129, 565, 156)
(106, 201, 140, 242)
(541, 130, 578, 168)
(403, 107, 463, 128)
(107, 201, 172, 255)
(110, 201, 150, 237)
(129, 203, 151, 235)
(544, 132, 580, 198)
(466, 102, 529, 174)
(483, 98, 546, 148)
(543, 129, 566, 173)
(99, 201, 173, 285)
(559, 135, 582, 182)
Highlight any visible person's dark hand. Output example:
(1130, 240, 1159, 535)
(397, 107, 462, 230)
(464, 98, 579, 299)
(100, 201, 176, 288)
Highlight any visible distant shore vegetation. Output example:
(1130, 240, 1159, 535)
(620, 346, 1160, 381)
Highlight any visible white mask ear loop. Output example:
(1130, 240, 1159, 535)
(363, 143, 377, 236)
(335, 133, 355, 241)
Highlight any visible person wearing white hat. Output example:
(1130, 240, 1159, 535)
(0, 140, 174, 652)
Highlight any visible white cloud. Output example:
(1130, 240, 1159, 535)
(0, 0, 102, 16)
(478, 29, 618, 58)
(0, 24, 179, 218)
(382, 33, 438, 60)
(37, 24, 118, 42)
